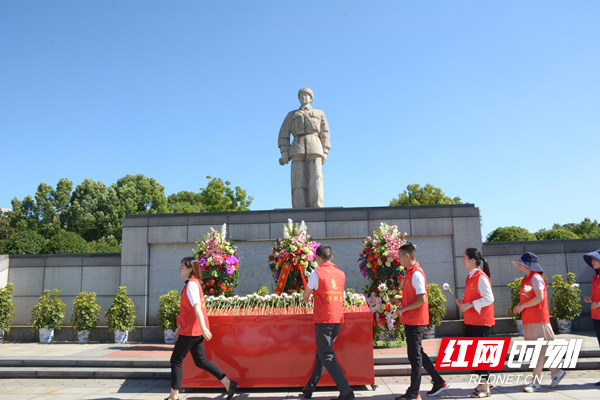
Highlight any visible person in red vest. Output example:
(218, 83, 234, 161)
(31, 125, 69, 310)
(391, 244, 449, 400)
(455, 248, 494, 398)
(511, 252, 566, 392)
(582, 248, 600, 385)
(166, 257, 238, 400)
(301, 245, 355, 400)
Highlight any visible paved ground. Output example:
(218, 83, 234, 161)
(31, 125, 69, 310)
(1, 332, 599, 399)
(1, 372, 600, 400)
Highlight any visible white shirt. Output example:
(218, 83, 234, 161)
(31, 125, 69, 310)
(186, 280, 201, 307)
(467, 267, 494, 313)
(307, 270, 319, 290)
(412, 271, 426, 295)
(531, 274, 545, 291)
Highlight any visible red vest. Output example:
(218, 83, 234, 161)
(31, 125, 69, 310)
(521, 272, 550, 324)
(401, 262, 429, 326)
(313, 262, 345, 323)
(178, 276, 210, 336)
(463, 269, 495, 326)
(592, 273, 600, 320)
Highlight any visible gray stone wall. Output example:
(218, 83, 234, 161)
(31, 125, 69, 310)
(6, 254, 121, 326)
(0, 254, 8, 287)
(4, 205, 482, 327)
(125, 205, 482, 324)
(481, 238, 600, 319)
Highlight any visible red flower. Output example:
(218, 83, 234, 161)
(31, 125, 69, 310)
(392, 259, 400, 266)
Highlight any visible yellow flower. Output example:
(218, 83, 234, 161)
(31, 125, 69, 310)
(378, 260, 383, 266)
(385, 262, 391, 267)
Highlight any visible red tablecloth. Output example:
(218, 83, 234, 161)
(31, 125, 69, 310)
(182, 305, 374, 388)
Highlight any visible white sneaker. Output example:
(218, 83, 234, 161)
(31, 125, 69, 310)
(523, 382, 541, 392)
(550, 369, 566, 388)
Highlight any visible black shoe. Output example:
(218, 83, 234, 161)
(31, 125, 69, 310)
(227, 381, 238, 400)
(427, 381, 449, 397)
(395, 393, 421, 400)
(302, 388, 313, 398)
(595, 380, 600, 386)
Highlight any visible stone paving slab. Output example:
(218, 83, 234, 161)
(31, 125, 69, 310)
(1, 372, 600, 400)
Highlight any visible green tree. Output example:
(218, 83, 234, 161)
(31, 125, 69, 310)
(98, 174, 169, 240)
(535, 227, 579, 240)
(390, 184, 462, 206)
(166, 190, 206, 213)
(0, 230, 47, 254)
(486, 226, 537, 242)
(9, 178, 73, 238)
(167, 176, 253, 213)
(563, 218, 600, 239)
(64, 179, 109, 242)
(44, 230, 90, 254)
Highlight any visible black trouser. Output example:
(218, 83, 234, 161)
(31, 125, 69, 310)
(405, 325, 444, 395)
(464, 324, 491, 380)
(170, 335, 226, 390)
(305, 323, 354, 400)
(593, 319, 600, 348)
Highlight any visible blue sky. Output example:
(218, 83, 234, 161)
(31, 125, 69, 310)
(1, 0, 598, 239)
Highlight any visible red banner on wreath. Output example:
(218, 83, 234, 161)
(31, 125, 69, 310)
(275, 263, 307, 295)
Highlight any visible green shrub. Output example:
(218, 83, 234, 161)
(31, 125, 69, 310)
(551, 272, 582, 321)
(45, 230, 90, 254)
(507, 277, 523, 321)
(535, 227, 579, 240)
(71, 292, 101, 332)
(3, 230, 47, 254)
(105, 286, 136, 332)
(157, 290, 180, 331)
(30, 289, 66, 330)
(0, 283, 16, 333)
(427, 283, 447, 328)
(486, 226, 537, 242)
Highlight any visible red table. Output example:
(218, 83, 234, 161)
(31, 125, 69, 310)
(182, 304, 374, 388)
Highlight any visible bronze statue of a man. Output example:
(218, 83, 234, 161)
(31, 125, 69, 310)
(278, 88, 330, 208)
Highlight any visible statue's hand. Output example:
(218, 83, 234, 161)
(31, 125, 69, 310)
(279, 151, 289, 165)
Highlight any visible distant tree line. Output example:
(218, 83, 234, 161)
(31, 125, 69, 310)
(0, 174, 252, 255)
(486, 219, 600, 242)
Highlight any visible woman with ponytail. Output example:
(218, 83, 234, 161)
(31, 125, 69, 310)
(166, 257, 238, 400)
(511, 252, 565, 393)
(456, 248, 495, 398)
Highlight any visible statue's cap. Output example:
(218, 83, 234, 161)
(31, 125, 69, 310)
(298, 88, 314, 100)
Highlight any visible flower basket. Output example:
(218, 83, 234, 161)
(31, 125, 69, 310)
(193, 224, 240, 297)
(359, 223, 407, 342)
(550, 272, 582, 323)
(268, 220, 320, 294)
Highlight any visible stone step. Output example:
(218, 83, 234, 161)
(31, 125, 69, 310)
(374, 357, 600, 376)
(373, 349, 600, 365)
(0, 366, 171, 379)
(3, 356, 600, 380)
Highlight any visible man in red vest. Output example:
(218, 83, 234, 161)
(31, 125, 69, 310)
(391, 244, 449, 400)
(302, 245, 354, 400)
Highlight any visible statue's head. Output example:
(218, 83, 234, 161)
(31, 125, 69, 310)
(298, 88, 314, 105)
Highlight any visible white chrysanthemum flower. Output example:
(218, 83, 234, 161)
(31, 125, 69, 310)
(523, 285, 533, 293)
(221, 223, 227, 240)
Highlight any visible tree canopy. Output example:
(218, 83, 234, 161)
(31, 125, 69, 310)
(390, 184, 462, 206)
(486, 226, 537, 242)
(1, 174, 253, 254)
